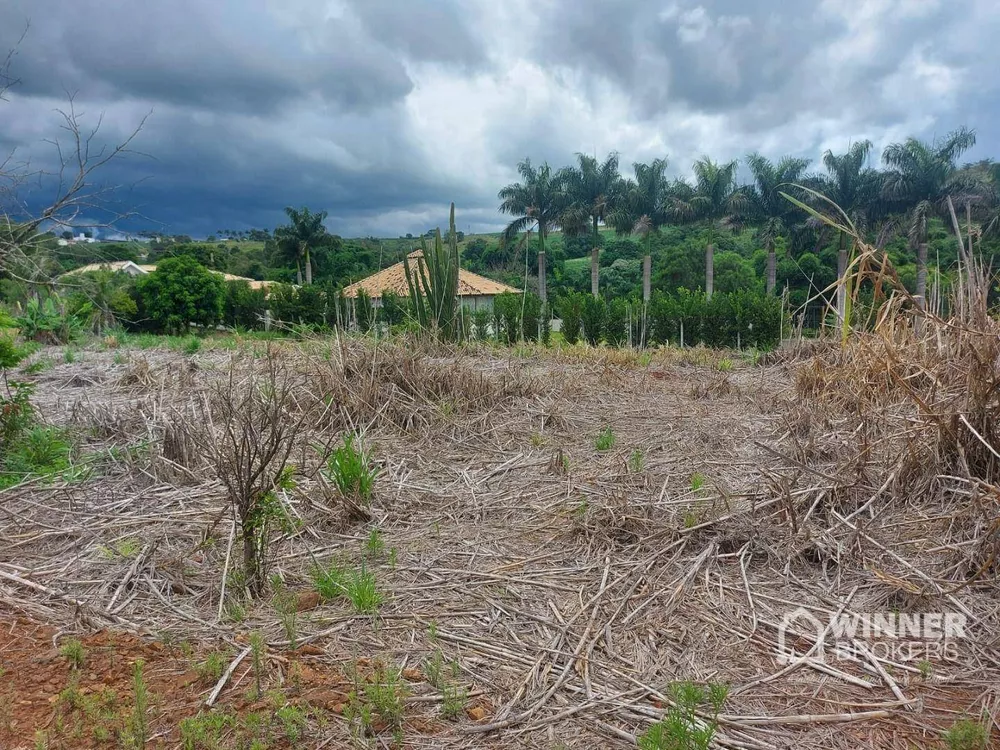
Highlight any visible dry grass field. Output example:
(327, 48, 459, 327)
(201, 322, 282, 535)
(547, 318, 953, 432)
(0, 332, 997, 749)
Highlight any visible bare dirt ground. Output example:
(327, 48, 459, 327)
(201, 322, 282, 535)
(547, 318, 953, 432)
(1, 337, 997, 749)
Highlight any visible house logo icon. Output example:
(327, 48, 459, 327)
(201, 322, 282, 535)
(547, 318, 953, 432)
(776, 607, 827, 664)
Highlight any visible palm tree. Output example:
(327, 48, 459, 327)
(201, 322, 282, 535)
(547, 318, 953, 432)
(608, 158, 678, 303)
(498, 159, 567, 306)
(744, 153, 811, 294)
(818, 141, 882, 321)
(684, 158, 743, 298)
(275, 206, 329, 285)
(561, 152, 624, 297)
(882, 127, 980, 309)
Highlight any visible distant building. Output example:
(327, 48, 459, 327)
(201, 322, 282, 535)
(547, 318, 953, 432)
(341, 250, 520, 310)
(59, 261, 274, 291)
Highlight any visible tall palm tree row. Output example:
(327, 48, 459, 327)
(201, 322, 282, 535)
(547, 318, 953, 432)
(743, 153, 811, 294)
(684, 158, 743, 299)
(607, 158, 685, 303)
(818, 140, 883, 321)
(498, 126, 991, 305)
(881, 127, 980, 310)
(560, 153, 625, 298)
(498, 159, 568, 305)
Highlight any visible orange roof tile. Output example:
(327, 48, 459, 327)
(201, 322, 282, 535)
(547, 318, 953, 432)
(342, 251, 520, 299)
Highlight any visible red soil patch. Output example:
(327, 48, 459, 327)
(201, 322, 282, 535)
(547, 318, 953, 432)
(0, 617, 443, 748)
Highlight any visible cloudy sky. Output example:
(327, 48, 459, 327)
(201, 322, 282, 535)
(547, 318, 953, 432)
(2, 0, 998, 239)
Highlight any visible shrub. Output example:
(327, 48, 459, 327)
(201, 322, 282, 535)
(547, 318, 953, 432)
(381, 290, 406, 326)
(223, 280, 268, 330)
(943, 719, 989, 750)
(135, 256, 225, 334)
(521, 292, 542, 342)
(493, 292, 521, 344)
(605, 298, 629, 346)
(16, 296, 86, 344)
(268, 283, 328, 328)
(471, 307, 491, 341)
(558, 293, 584, 345)
(1, 426, 73, 489)
(581, 295, 605, 345)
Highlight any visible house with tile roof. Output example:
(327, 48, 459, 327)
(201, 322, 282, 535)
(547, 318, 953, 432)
(342, 250, 520, 310)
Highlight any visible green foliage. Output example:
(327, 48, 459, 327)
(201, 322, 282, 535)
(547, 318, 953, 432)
(16, 296, 86, 344)
(311, 561, 347, 601)
(638, 681, 728, 750)
(493, 292, 522, 344)
(595, 427, 615, 451)
(249, 631, 266, 697)
(196, 651, 227, 684)
(605, 297, 630, 346)
(646, 289, 782, 349)
(628, 448, 645, 473)
(365, 527, 385, 557)
(471, 306, 491, 341)
(276, 704, 307, 742)
(135, 256, 225, 334)
(581, 295, 605, 345)
(121, 659, 149, 750)
(223, 280, 268, 330)
(381, 291, 406, 326)
(558, 292, 585, 344)
(59, 639, 86, 670)
(355, 289, 374, 332)
(345, 563, 383, 613)
(325, 434, 377, 504)
(520, 292, 543, 342)
(690, 473, 706, 493)
(943, 719, 989, 750)
(0, 426, 73, 489)
(405, 203, 462, 339)
(346, 661, 408, 738)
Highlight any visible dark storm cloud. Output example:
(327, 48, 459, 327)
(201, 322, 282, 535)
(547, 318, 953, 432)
(536, 0, 976, 129)
(2, 0, 999, 238)
(0, 0, 482, 113)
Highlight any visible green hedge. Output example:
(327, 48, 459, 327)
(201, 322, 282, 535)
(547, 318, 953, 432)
(557, 289, 783, 349)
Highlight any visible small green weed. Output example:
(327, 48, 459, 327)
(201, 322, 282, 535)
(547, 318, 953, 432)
(276, 704, 307, 742)
(943, 718, 989, 750)
(530, 432, 546, 447)
(121, 659, 149, 750)
(21, 358, 53, 375)
(639, 681, 727, 750)
(249, 631, 266, 697)
(59, 639, 86, 670)
(182, 337, 201, 355)
(311, 561, 347, 601)
(326, 434, 377, 504)
(716, 358, 734, 372)
(440, 682, 468, 721)
(345, 564, 382, 613)
(63, 349, 76, 364)
(196, 651, 227, 684)
(0, 426, 73, 489)
(595, 426, 615, 452)
(365, 527, 385, 557)
(628, 448, 645, 473)
(690, 473, 706, 493)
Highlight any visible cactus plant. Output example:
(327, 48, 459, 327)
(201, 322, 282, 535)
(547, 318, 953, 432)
(404, 202, 462, 339)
